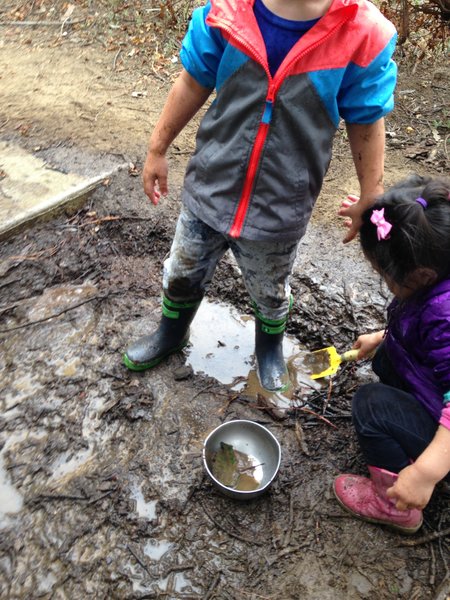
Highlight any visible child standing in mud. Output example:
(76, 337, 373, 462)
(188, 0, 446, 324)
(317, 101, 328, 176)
(123, 0, 397, 391)
(334, 174, 450, 534)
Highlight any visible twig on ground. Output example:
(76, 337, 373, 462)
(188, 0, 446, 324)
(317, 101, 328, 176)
(126, 544, 153, 578)
(229, 588, 274, 599)
(113, 49, 122, 71)
(396, 527, 450, 547)
(200, 499, 265, 546)
(219, 392, 240, 415)
(87, 490, 115, 504)
(191, 383, 219, 400)
(322, 378, 333, 414)
(0, 19, 85, 26)
(28, 493, 89, 503)
(267, 542, 312, 566)
(204, 572, 222, 600)
(438, 513, 450, 579)
(294, 420, 310, 456)
(296, 406, 338, 429)
(163, 563, 195, 577)
(429, 543, 436, 586)
(0, 293, 102, 333)
(78, 215, 121, 227)
(6, 241, 65, 262)
(281, 491, 295, 547)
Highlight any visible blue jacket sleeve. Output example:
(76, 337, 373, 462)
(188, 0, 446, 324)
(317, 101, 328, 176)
(180, 2, 226, 90)
(338, 34, 398, 124)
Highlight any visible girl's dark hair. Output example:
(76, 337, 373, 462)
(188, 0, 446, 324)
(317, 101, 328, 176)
(360, 174, 450, 286)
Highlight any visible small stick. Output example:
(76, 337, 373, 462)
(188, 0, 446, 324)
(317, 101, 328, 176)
(238, 463, 265, 474)
(87, 490, 115, 504)
(396, 527, 450, 547)
(126, 544, 152, 578)
(0, 294, 102, 334)
(113, 49, 122, 71)
(298, 406, 338, 429)
(322, 377, 333, 414)
(7, 241, 65, 261)
(429, 543, 436, 586)
(204, 572, 222, 600)
(201, 500, 264, 546)
(28, 493, 88, 503)
(78, 215, 121, 227)
(0, 19, 85, 26)
(294, 421, 310, 455)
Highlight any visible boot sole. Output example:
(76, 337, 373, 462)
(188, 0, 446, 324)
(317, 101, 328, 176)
(333, 483, 423, 535)
(123, 340, 188, 372)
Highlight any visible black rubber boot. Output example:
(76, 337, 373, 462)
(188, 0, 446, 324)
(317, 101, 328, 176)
(254, 313, 289, 392)
(123, 295, 201, 371)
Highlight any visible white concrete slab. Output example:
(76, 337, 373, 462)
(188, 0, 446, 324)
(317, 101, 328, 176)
(0, 141, 122, 238)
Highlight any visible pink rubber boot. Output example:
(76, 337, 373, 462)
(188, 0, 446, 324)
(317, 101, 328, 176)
(333, 466, 423, 534)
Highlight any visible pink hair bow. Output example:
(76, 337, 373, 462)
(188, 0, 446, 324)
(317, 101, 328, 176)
(370, 208, 392, 241)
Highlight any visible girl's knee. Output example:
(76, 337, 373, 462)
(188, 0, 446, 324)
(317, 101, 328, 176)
(352, 383, 386, 433)
(352, 382, 380, 410)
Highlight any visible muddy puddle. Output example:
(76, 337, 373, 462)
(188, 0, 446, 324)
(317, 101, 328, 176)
(0, 169, 448, 599)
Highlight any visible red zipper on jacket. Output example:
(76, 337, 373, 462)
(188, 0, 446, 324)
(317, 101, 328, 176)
(229, 107, 272, 237)
(212, 10, 356, 239)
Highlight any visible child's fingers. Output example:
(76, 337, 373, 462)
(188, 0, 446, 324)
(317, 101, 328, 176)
(386, 484, 396, 497)
(158, 176, 169, 197)
(386, 485, 406, 510)
(394, 499, 409, 511)
(342, 225, 358, 244)
(387, 484, 421, 511)
(151, 189, 161, 206)
(340, 194, 360, 209)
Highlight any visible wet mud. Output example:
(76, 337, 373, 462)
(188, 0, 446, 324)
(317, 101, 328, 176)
(1, 168, 449, 599)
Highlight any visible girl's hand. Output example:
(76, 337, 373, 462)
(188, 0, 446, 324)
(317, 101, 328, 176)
(388, 426, 450, 511)
(338, 194, 361, 243)
(386, 464, 435, 511)
(353, 331, 384, 359)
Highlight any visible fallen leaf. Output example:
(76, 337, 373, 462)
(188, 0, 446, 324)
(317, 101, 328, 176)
(212, 442, 238, 487)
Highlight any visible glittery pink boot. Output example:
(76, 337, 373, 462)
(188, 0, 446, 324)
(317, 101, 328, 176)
(333, 466, 423, 535)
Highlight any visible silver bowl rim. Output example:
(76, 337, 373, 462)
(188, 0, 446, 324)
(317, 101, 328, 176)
(202, 419, 281, 496)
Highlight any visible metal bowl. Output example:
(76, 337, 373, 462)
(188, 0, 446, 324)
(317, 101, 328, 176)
(203, 420, 281, 500)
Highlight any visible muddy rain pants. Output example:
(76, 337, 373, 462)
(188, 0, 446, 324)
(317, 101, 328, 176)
(162, 206, 300, 321)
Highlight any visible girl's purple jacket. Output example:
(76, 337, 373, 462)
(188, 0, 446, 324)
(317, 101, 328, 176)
(385, 276, 450, 426)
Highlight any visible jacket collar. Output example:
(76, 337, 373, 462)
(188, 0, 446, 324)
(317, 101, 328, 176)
(208, 0, 361, 22)
(207, 0, 360, 69)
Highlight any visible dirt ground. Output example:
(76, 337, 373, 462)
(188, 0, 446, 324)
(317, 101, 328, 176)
(0, 2, 449, 599)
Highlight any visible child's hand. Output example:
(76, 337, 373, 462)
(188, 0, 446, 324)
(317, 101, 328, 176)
(386, 464, 435, 511)
(338, 194, 361, 243)
(142, 150, 169, 205)
(388, 426, 450, 511)
(353, 331, 384, 359)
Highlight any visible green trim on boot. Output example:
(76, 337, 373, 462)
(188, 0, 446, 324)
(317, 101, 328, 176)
(162, 295, 201, 319)
(123, 337, 189, 371)
(254, 311, 290, 392)
(252, 295, 293, 325)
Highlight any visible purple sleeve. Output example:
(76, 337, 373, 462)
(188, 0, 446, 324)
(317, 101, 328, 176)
(421, 303, 450, 401)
